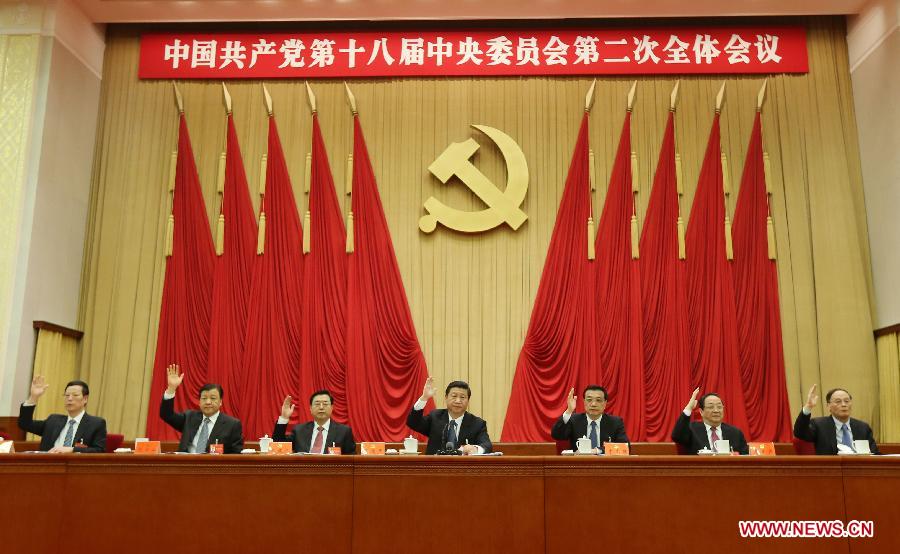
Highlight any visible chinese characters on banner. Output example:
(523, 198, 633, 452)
(139, 27, 807, 79)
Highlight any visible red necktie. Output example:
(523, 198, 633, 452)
(710, 427, 720, 451)
(311, 426, 324, 453)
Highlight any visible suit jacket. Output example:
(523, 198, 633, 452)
(407, 408, 492, 455)
(793, 410, 880, 455)
(550, 412, 630, 453)
(273, 420, 356, 454)
(18, 403, 107, 453)
(159, 397, 244, 454)
(671, 412, 749, 455)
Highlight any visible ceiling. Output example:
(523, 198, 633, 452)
(71, 0, 869, 23)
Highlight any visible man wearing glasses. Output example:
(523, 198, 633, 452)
(18, 375, 107, 453)
(551, 385, 629, 454)
(274, 390, 356, 454)
(793, 385, 880, 455)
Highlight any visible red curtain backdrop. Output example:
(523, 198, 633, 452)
(208, 114, 257, 419)
(146, 114, 216, 439)
(238, 116, 305, 439)
(685, 113, 750, 432)
(733, 113, 792, 441)
(592, 111, 646, 441)
(502, 114, 596, 441)
(345, 114, 432, 441)
(639, 112, 691, 441)
(300, 115, 349, 422)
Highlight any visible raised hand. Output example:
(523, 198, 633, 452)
(166, 364, 184, 394)
(805, 384, 818, 411)
(565, 387, 577, 415)
(684, 387, 701, 413)
(421, 377, 436, 401)
(29, 375, 50, 403)
(281, 395, 295, 420)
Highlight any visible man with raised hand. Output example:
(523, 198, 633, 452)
(159, 364, 243, 454)
(407, 377, 492, 455)
(551, 385, 629, 454)
(793, 384, 879, 455)
(273, 390, 356, 454)
(18, 375, 107, 453)
(671, 387, 749, 455)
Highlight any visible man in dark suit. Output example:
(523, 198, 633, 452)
(551, 385, 629, 453)
(159, 364, 243, 454)
(407, 378, 492, 455)
(794, 384, 879, 455)
(18, 375, 107, 453)
(672, 388, 749, 455)
(273, 390, 356, 454)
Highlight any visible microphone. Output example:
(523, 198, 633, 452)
(436, 422, 461, 456)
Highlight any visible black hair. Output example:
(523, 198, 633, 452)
(65, 380, 89, 396)
(309, 390, 334, 405)
(199, 383, 224, 399)
(445, 381, 471, 398)
(825, 388, 852, 403)
(699, 393, 723, 410)
(582, 385, 608, 401)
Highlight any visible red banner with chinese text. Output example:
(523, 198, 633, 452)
(139, 27, 807, 79)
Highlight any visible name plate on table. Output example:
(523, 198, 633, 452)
(0, 439, 14, 454)
(134, 441, 161, 454)
(360, 442, 385, 455)
(603, 442, 630, 456)
(748, 442, 776, 456)
(269, 442, 292, 455)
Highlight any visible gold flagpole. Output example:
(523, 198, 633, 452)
(344, 82, 358, 254)
(715, 82, 734, 261)
(585, 79, 596, 261)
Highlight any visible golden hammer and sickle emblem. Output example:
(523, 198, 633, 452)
(419, 125, 529, 233)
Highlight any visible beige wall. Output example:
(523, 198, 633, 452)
(0, 0, 103, 415)
(853, 28, 900, 329)
(79, 18, 878, 440)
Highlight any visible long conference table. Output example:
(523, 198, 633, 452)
(2, 450, 898, 554)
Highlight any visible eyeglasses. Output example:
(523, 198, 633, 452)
(830, 399, 852, 405)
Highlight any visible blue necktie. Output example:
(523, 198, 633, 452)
(193, 418, 211, 454)
(841, 423, 854, 450)
(63, 420, 76, 447)
(448, 420, 458, 448)
(589, 421, 599, 449)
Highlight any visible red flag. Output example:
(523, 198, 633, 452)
(593, 111, 646, 441)
(345, 114, 432, 441)
(685, 113, 750, 432)
(502, 114, 596, 441)
(300, 115, 348, 421)
(208, 114, 258, 419)
(733, 113, 792, 441)
(146, 114, 215, 439)
(639, 112, 691, 441)
(239, 116, 305, 439)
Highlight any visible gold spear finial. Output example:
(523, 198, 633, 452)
(756, 78, 768, 112)
(584, 79, 596, 113)
(305, 81, 317, 114)
(222, 82, 232, 115)
(626, 81, 637, 112)
(344, 82, 358, 115)
(670, 80, 680, 112)
(715, 81, 726, 113)
(262, 83, 273, 116)
(173, 81, 184, 114)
